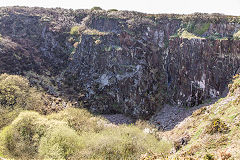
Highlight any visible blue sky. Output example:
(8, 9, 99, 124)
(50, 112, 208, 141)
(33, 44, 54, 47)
(1, 0, 240, 15)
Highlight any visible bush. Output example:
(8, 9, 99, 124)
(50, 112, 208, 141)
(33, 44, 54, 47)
(70, 26, 80, 36)
(48, 107, 105, 134)
(91, 6, 103, 11)
(0, 108, 22, 129)
(77, 125, 172, 159)
(38, 122, 83, 160)
(206, 118, 229, 134)
(108, 9, 118, 12)
(193, 23, 210, 36)
(0, 74, 43, 111)
(0, 111, 83, 159)
(0, 112, 46, 158)
(204, 153, 215, 160)
(0, 74, 29, 106)
(0, 109, 172, 159)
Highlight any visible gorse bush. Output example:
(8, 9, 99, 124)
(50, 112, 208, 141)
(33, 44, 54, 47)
(0, 108, 22, 129)
(70, 26, 80, 36)
(48, 107, 106, 133)
(0, 111, 83, 159)
(0, 74, 44, 130)
(0, 73, 43, 110)
(91, 6, 103, 11)
(0, 74, 29, 106)
(38, 121, 83, 159)
(0, 109, 172, 160)
(206, 118, 229, 134)
(0, 112, 45, 158)
(77, 125, 172, 160)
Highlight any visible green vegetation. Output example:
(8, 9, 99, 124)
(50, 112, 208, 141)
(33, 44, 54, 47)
(83, 29, 109, 35)
(185, 21, 210, 36)
(0, 74, 172, 159)
(0, 74, 43, 110)
(107, 9, 118, 12)
(70, 26, 80, 36)
(0, 109, 171, 159)
(205, 118, 229, 134)
(48, 107, 105, 134)
(91, 6, 103, 11)
(167, 74, 240, 159)
(0, 111, 83, 159)
(233, 30, 240, 40)
(0, 74, 44, 130)
(179, 30, 204, 39)
(78, 126, 171, 160)
(192, 22, 210, 35)
(228, 74, 240, 94)
(204, 153, 215, 160)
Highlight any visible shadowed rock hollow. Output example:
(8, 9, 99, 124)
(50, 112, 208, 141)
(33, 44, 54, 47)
(0, 6, 240, 118)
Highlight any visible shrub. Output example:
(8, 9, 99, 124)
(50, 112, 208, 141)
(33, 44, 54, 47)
(77, 125, 172, 159)
(206, 118, 229, 134)
(70, 26, 80, 36)
(204, 153, 215, 160)
(0, 74, 43, 111)
(38, 122, 83, 160)
(233, 30, 240, 40)
(48, 107, 105, 134)
(0, 108, 22, 129)
(0, 111, 83, 159)
(0, 112, 46, 158)
(91, 6, 103, 11)
(0, 74, 29, 106)
(108, 9, 118, 12)
(193, 23, 210, 36)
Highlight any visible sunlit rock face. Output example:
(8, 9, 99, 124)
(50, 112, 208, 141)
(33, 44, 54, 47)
(0, 6, 240, 118)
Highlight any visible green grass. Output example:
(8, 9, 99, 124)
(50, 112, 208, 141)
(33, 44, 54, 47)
(192, 22, 210, 36)
(179, 30, 204, 39)
(233, 30, 240, 40)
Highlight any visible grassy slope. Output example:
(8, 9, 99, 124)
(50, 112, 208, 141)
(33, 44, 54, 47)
(158, 75, 240, 159)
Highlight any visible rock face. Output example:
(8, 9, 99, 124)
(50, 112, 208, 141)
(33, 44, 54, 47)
(0, 7, 240, 118)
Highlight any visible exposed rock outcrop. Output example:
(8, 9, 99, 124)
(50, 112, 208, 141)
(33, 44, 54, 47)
(0, 6, 240, 118)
